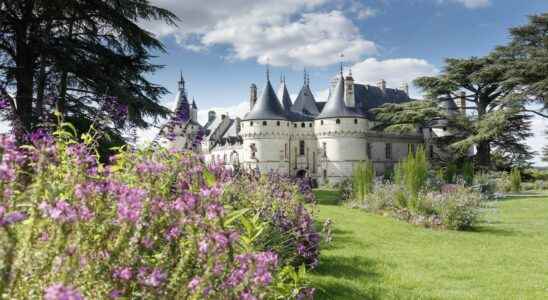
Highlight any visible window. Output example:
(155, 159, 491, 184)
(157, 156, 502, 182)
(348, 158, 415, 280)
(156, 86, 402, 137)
(321, 120, 324, 125)
(323, 169, 327, 179)
(366, 142, 372, 159)
(322, 142, 327, 156)
(336, 119, 341, 124)
(301, 122, 305, 128)
(309, 123, 312, 127)
(299, 140, 305, 155)
(262, 121, 267, 126)
(250, 122, 254, 126)
(312, 152, 316, 173)
(409, 144, 415, 154)
(284, 143, 288, 160)
(354, 119, 358, 124)
(276, 121, 280, 126)
(385, 143, 392, 160)
(293, 124, 297, 128)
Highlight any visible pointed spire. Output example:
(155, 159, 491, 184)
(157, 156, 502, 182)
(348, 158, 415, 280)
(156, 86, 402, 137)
(339, 53, 344, 76)
(277, 78, 292, 111)
(178, 70, 186, 94)
(317, 72, 359, 119)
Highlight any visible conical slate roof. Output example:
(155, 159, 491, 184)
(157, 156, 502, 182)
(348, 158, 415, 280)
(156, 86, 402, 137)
(244, 80, 287, 121)
(277, 80, 292, 111)
(316, 74, 361, 119)
(292, 84, 319, 116)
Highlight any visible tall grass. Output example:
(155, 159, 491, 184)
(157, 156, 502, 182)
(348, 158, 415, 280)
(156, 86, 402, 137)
(395, 146, 428, 211)
(510, 167, 522, 192)
(462, 161, 474, 186)
(352, 159, 375, 202)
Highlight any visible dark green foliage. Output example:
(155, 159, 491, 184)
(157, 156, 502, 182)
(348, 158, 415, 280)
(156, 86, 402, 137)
(0, 0, 178, 149)
(444, 163, 457, 184)
(462, 161, 474, 186)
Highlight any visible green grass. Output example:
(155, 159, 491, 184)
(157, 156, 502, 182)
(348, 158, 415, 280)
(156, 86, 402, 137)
(310, 189, 548, 299)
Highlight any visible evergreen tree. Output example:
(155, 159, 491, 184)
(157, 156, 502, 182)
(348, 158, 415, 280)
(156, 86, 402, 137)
(374, 56, 533, 169)
(0, 0, 178, 150)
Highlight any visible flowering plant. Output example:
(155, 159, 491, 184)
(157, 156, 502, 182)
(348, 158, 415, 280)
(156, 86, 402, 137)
(0, 124, 316, 299)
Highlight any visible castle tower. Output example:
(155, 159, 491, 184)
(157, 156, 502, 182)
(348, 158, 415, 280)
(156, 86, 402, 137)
(292, 70, 319, 116)
(240, 73, 290, 175)
(315, 72, 367, 184)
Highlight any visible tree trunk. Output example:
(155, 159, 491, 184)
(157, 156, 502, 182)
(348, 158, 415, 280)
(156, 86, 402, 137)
(476, 141, 491, 169)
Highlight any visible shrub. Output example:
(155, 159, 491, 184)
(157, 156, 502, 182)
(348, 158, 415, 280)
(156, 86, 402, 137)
(395, 146, 428, 212)
(431, 187, 482, 230)
(352, 160, 375, 202)
(462, 161, 474, 186)
(0, 126, 316, 299)
(510, 167, 522, 192)
(444, 163, 458, 184)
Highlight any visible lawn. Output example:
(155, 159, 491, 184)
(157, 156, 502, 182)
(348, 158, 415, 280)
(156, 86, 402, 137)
(310, 190, 548, 300)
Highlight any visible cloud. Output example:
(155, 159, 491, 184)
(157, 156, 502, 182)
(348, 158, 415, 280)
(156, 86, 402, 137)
(146, 1, 377, 67)
(197, 101, 250, 125)
(348, 58, 439, 98)
(447, 0, 490, 9)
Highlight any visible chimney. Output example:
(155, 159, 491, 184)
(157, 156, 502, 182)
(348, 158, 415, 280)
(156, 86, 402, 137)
(344, 71, 355, 107)
(208, 110, 216, 123)
(250, 83, 257, 110)
(377, 79, 386, 92)
(458, 91, 466, 114)
(400, 82, 409, 95)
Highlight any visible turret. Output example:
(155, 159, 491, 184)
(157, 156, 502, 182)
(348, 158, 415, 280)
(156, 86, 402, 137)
(399, 82, 409, 95)
(377, 79, 386, 92)
(344, 69, 355, 108)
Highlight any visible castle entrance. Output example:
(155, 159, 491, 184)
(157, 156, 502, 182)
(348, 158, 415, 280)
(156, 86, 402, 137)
(296, 169, 307, 178)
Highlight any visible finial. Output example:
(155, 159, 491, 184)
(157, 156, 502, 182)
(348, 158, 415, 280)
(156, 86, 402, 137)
(339, 53, 344, 76)
(303, 68, 307, 86)
(349, 67, 352, 77)
(266, 57, 271, 82)
(178, 70, 186, 94)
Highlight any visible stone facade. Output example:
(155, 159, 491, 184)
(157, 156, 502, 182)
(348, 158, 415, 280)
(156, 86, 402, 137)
(161, 71, 425, 184)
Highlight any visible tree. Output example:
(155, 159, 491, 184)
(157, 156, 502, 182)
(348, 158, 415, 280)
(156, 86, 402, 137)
(495, 13, 548, 117)
(0, 0, 178, 149)
(374, 56, 533, 170)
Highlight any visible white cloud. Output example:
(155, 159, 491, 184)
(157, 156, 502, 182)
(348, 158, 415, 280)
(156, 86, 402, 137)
(447, 0, 490, 9)
(197, 101, 249, 125)
(146, 1, 377, 67)
(348, 58, 439, 98)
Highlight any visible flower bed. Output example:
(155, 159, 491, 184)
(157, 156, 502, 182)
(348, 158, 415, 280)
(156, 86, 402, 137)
(0, 127, 318, 299)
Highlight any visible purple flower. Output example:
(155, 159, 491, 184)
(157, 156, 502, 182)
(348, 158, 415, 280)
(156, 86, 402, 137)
(0, 210, 27, 226)
(0, 98, 9, 110)
(206, 202, 224, 220)
(113, 267, 133, 281)
(136, 161, 166, 175)
(187, 277, 200, 290)
(142, 268, 167, 288)
(108, 290, 124, 299)
(112, 185, 146, 223)
(44, 283, 84, 300)
(164, 225, 182, 241)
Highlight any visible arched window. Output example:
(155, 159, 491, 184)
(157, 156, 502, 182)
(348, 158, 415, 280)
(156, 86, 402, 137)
(321, 120, 324, 125)
(354, 119, 358, 124)
(336, 119, 341, 124)
(301, 122, 305, 128)
(293, 124, 297, 128)
(262, 121, 267, 126)
(276, 121, 280, 126)
(250, 122, 254, 127)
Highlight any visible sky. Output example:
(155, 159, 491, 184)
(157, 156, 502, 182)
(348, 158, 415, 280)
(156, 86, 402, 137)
(4, 0, 548, 165)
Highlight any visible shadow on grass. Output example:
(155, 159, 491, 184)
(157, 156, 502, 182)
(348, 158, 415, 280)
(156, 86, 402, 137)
(314, 189, 342, 206)
(313, 255, 383, 300)
(469, 225, 517, 236)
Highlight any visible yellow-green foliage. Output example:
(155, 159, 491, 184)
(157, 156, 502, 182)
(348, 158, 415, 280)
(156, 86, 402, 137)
(510, 167, 522, 192)
(352, 160, 375, 202)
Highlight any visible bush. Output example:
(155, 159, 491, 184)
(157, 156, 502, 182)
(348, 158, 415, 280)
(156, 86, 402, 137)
(0, 126, 316, 299)
(348, 182, 399, 213)
(352, 160, 375, 202)
(395, 146, 428, 211)
(510, 167, 522, 193)
(430, 188, 482, 230)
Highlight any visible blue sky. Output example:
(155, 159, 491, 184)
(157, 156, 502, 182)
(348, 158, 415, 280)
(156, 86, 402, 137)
(135, 0, 547, 165)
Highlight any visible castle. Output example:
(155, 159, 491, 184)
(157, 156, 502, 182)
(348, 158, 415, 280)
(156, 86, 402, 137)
(158, 69, 432, 185)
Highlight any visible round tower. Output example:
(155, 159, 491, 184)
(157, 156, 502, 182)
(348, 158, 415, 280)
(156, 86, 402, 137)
(240, 77, 290, 175)
(314, 72, 368, 184)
